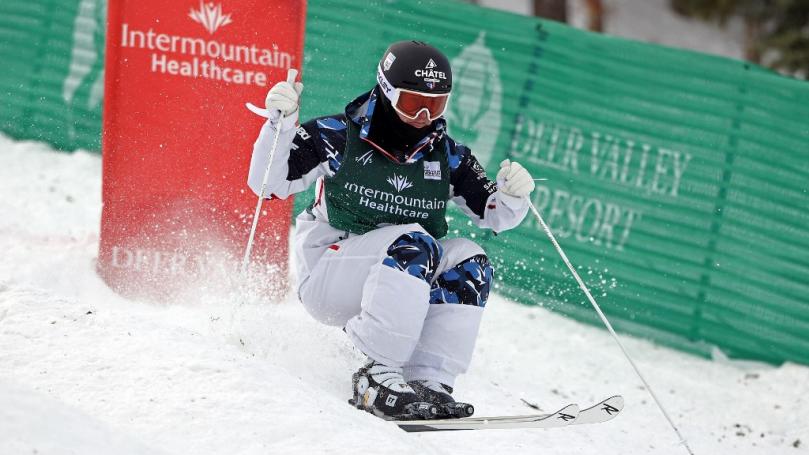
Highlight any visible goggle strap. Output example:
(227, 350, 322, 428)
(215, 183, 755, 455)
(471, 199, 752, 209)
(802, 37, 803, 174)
(376, 65, 399, 105)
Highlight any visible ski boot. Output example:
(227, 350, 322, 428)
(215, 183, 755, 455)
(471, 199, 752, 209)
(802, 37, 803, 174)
(408, 379, 475, 418)
(349, 360, 438, 420)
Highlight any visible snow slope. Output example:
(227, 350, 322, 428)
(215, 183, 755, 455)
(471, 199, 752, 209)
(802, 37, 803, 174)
(0, 134, 807, 454)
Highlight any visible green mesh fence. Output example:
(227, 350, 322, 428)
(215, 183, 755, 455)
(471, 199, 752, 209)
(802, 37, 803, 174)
(2, 0, 808, 365)
(298, 0, 809, 365)
(0, 0, 105, 151)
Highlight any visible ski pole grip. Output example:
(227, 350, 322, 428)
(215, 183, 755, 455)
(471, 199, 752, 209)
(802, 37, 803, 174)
(286, 68, 298, 84)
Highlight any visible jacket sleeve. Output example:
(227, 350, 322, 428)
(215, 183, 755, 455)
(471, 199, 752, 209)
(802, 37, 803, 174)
(448, 142, 530, 233)
(247, 112, 335, 200)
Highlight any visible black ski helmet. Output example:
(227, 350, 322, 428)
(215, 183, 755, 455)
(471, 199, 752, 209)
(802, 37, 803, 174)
(377, 41, 452, 94)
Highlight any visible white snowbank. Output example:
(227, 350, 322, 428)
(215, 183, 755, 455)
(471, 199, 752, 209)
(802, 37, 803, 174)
(0, 378, 160, 455)
(0, 133, 806, 454)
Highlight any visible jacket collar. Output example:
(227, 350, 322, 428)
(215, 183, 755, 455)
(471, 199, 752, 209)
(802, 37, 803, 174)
(344, 87, 446, 164)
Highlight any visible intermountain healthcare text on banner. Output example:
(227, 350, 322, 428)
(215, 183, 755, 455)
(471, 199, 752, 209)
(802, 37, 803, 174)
(98, 0, 306, 299)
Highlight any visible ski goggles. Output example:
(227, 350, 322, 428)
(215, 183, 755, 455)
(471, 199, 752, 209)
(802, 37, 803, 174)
(377, 65, 450, 121)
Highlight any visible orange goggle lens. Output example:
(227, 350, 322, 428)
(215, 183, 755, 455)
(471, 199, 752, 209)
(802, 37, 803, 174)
(395, 91, 449, 119)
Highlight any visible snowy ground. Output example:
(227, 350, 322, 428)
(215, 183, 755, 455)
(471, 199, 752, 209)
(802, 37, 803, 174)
(1, 134, 807, 454)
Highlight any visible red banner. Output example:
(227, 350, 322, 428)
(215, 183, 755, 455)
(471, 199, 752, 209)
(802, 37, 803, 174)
(98, 0, 306, 300)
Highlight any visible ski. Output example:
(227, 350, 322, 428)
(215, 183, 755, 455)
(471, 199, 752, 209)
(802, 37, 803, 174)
(457, 395, 624, 425)
(394, 395, 623, 433)
(395, 403, 579, 432)
(571, 395, 624, 425)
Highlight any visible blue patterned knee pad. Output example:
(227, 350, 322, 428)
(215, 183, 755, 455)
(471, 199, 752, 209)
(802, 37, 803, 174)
(429, 254, 494, 307)
(382, 231, 443, 283)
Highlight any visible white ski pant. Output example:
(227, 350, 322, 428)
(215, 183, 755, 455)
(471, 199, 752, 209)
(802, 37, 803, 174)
(295, 218, 485, 387)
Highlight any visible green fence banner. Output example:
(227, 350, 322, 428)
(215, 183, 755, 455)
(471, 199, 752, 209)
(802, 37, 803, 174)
(299, 0, 809, 365)
(1, 0, 106, 151)
(3, 0, 809, 365)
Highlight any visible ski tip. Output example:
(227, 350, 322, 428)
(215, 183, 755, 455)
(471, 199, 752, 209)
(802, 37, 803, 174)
(549, 403, 580, 426)
(573, 395, 624, 425)
(558, 403, 580, 413)
(601, 395, 624, 413)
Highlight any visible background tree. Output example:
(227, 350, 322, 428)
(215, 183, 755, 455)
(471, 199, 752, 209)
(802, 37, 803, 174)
(584, 0, 604, 32)
(671, 0, 809, 79)
(533, 0, 568, 22)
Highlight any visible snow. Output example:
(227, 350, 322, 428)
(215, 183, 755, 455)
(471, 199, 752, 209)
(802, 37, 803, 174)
(1, 133, 807, 455)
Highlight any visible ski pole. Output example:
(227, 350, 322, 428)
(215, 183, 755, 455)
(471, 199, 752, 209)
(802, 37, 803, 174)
(527, 200, 695, 455)
(241, 68, 298, 275)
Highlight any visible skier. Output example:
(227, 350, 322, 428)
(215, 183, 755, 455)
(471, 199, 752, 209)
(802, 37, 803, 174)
(248, 41, 535, 420)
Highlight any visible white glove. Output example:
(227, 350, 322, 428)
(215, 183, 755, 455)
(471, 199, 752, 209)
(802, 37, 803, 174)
(265, 79, 304, 117)
(496, 159, 535, 198)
